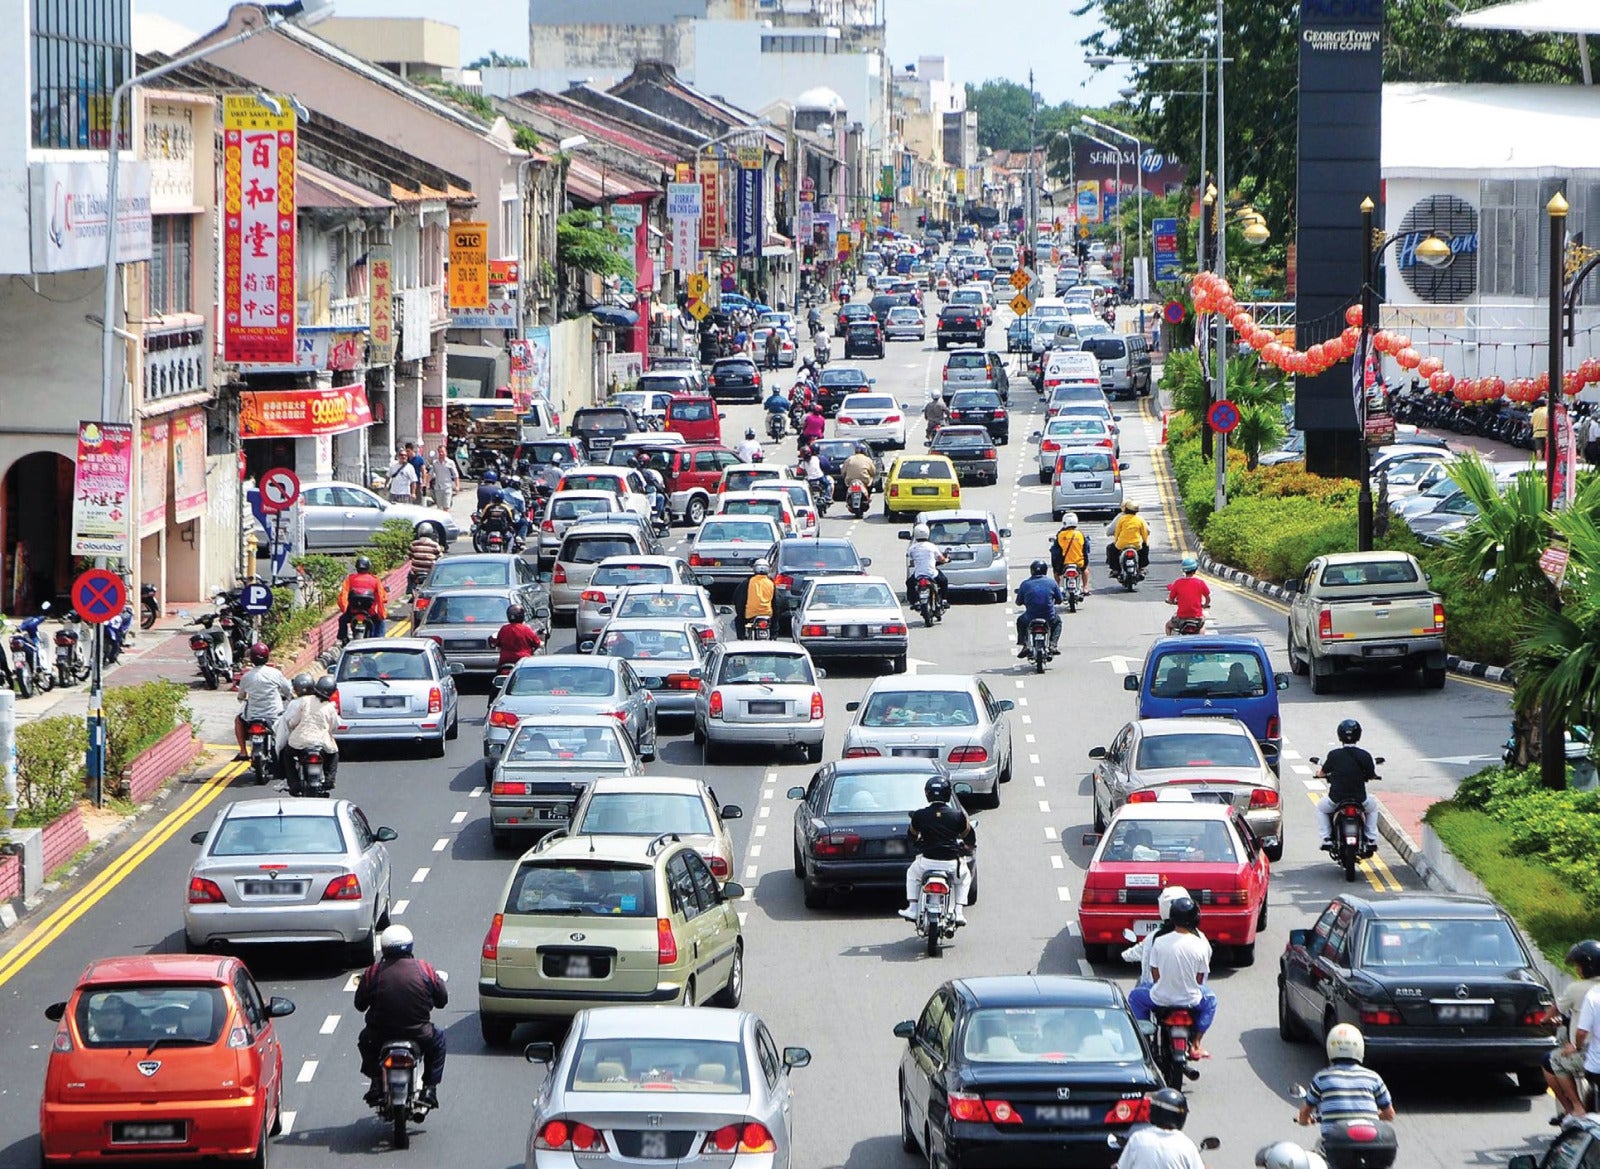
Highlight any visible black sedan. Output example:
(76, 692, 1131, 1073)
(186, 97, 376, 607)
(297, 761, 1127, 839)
(896, 976, 1164, 1169)
(1278, 893, 1557, 1090)
(708, 356, 762, 402)
(788, 759, 953, 908)
(816, 367, 875, 416)
(947, 390, 1010, 442)
(844, 321, 887, 359)
(836, 303, 873, 337)
(930, 425, 999, 485)
(767, 536, 871, 634)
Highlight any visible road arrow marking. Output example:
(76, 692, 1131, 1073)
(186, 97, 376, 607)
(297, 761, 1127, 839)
(1093, 654, 1134, 674)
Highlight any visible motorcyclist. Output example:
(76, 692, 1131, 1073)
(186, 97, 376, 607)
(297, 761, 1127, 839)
(337, 556, 388, 640)
(800, 446, 831, 508)
(476, 488, 518, 548)
(736, 428, 764, 464)
(765, 385, 791, 419)
(492, 603, 543, 670)
(807, 304, 823, 336)
(1014, 559, 1064, 658)
(841, 444, 877, 493)
(735, 559, 776, 638)
(923, 393, 950, 444)
(233, 642, 291, 762)
(536, 449, 568, 494)
(801, 403, 827, 445)
(1106, 500, 1150, 577)
(634, 451, 669, 527)
(284, 674, 340, 788)
(474, 467, 502, 509)
(814, 330, 830, 364)
(1145, 895, 1213, 1059)
(1165, 555, 1212, 634)
(1115, 1088, 1206, 1169)
(1123, 886, 1218, 1041)
(1546, 939, 1600, 1121)
(1050, 513, 1090, 596)
(355, 925, 449, 1110)
(898, 776, 975, 924)
(797, 355, 821, 385)
(407, 526, 443, 596)
(905, 523, 950, 611)
(1313, 719, 1380, 852)
(1296, 1024, 1396, 1146)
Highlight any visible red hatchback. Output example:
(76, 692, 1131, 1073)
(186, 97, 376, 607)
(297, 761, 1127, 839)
(663, 394, 726, 444)
(1078, 794, 1271, 966)
(40, 954, 294, 1165)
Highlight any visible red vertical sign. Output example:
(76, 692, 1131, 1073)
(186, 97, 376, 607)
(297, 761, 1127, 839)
(697, 159, 720, 250)
(222, 95, 297, 364)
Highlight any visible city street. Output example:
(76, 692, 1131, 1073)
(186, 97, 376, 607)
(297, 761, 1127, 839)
(0, 298, 1541, 1169)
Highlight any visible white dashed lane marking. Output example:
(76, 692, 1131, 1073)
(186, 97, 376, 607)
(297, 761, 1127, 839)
(296, 1060, 318, 1084)
(451, 810, 467, 824)
(1051, 855, 1064, 869)
(319, 1014, 340, 1035)
(431, 838, 449, 852)
(391, 899, 409, 916)
(469, 785, 485, 798)
(411, 867, 430, 883)
(279, 1112, 296, 1135)
(1057, 887, 1072, 902)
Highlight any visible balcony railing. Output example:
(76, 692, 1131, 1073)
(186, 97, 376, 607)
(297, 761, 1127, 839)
(328, 295, 367, 328)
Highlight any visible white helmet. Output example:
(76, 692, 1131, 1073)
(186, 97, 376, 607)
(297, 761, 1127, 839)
(379, 925, 415, 955)
(1059, 512, 1079, 529)
(1157, 885, 1192, 920)
(754, 559, 771, 575)
(1256, 1142, 1327, 1169)
(1325, 1022, 1365, 1063)
(912, 524, 931, 541)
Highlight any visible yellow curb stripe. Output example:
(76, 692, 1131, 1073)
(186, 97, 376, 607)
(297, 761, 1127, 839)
(0, 760, 248, 988)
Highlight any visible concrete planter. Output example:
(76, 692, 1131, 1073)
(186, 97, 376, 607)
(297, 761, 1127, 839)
(123, 722, 202, 804)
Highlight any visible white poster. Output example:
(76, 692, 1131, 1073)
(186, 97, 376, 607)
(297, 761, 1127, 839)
(29, 160, 153, 273)
(666, 182, 702, 220)
(670, 217, 698, 275)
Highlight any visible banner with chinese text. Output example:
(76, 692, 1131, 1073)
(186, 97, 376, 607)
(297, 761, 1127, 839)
(369, 244, 394, 363)
(71, 422, 134, 558)
(139, 419, 169, 537)
(222, 96, 296, 364)
(239, 386, 374, 438)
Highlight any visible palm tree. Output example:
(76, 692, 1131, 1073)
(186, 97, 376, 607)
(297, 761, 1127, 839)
(1160, 349, 1209, 421)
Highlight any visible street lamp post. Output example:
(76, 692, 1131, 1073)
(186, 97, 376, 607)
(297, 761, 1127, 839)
(1083, 115, 1145, 331)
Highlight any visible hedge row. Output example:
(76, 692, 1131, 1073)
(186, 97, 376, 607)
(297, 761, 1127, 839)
(261, 520, 415, 653)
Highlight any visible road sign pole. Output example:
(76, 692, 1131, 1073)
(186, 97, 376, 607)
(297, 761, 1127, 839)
(87, 627, 104, 808)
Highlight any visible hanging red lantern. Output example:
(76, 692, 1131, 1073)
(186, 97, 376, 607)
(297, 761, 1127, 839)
(1429, 370, 1454, 395)
(1307, 343, 1327, 367)
(1535, 371, 1550, 395)
(1416, 356, 1443, 379)
(1564, 370, 1583, 396)
(1580, 357, 1600, 385)
(1395, 347, 1421, 371)
(1370, 331, 1393, 355)
(1344, 304, 1363, 328)
(1216, 294, 1236, 317)
(1341, 325, 1361, 351)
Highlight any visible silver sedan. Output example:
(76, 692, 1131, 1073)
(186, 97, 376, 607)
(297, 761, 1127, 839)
(414, 585, 535, 675)
(574, 555, 697, 644)
(694, 640, 827, 764)
(792, 575, 909, 673)
(687, 516, 784, 590)
(484, 654, 657, 761)
(588, 618, 710, 720)
(182, 798, 395, 967)
(841, 673, 1014, 807)
(522, 1006, 810, 1169)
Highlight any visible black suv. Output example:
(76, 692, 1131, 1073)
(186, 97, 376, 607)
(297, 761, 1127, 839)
(836, 303, 872, 337)
(844, 321, 886, 359)
(766, 537, 870, 634)
(946, 390, 1010, 443)
(707, 356, 762, 402)
(937, 305, 985, 349)
(815, 367, 874, 416)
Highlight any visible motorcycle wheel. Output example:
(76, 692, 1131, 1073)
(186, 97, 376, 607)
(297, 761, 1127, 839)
(1341, 842, 1358, 883)
(1034, 648, 1046, 674)
(926, 926, 941, 958)
(1167, 1051, 1188, 1091)
(57, 665, 71, 689)
(202, 663, 219, 690)
(1122, 573, 1137, 593)
(392, 1107, 410, 1150)
(16, 661, 33, 699)
(253, 758, 270, 786)
(920, 599, 935, 628)
(141, 603, 157, 630)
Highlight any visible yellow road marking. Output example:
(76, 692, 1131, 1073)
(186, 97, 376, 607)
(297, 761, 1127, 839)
(0, 760, 248, 988)
(1366, 850, 1405, 892)
(388, 619, 413, 637)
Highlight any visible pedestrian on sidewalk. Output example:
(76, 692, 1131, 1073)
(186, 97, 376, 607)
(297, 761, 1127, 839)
(405, 442, 427, 502)
(429, 446, 459, 510)
(385, 451, 418, 503)
(234, 643, 292, 762)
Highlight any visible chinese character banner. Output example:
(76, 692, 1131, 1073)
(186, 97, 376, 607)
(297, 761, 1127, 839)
(222, 96, 296, 364)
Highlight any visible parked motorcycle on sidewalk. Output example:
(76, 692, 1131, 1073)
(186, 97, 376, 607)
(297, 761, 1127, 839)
(9, 612, 53, 697)
(140, 582, 159, 629)
(182, 610, 234, 690)
(1309, 754, 1385, 882)
(53, 609, 92, 688)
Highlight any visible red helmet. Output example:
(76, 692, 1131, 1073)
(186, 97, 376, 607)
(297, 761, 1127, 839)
(248, 642, 270, 665)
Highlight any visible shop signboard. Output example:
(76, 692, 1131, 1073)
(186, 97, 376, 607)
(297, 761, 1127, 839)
(70, 421, 134, 558)
(736, 166, 762, 259)
(1076, 181, 1100, 225)
(222, 95, 296, 364)
(239, 385, 374, 438)
(139, 419, 169, 537)
(698, 159, 720, 250)
(522, 327, 552, 405)
(171, 409, 208, 522)
(369, 244, 394, 363)
(1152, 217, 1180, 280)
(448, 221, 490, 309)
(28, 159, 153, 272)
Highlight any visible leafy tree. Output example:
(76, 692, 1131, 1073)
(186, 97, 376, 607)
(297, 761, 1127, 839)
(468, 52, 529, 69)
(557, 209, 634, 281)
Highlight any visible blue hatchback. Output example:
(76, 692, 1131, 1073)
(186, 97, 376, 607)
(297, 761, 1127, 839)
(1123, 636, 1290, 770)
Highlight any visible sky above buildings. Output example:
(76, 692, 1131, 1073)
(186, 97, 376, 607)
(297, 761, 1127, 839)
(138, 0, 1124, 105)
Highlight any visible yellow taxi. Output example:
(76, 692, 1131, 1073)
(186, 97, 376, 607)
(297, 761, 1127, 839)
(882, 454, 962, 517)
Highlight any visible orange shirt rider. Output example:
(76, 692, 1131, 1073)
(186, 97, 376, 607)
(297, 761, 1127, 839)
(338, 558, 389, 640)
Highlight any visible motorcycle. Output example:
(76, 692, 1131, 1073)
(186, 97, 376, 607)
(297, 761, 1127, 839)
(343, 593, 380, 644)
(1309, 754, 1385, 882)
(286, 744, 335, 797)
(766, 410, 787, 441)
(101, 605, 134, 666)
(10, 612, 53, 698)
(747, 615, 773, 641)
(1169, 616, 1206, 636)
(246, 720, 277, 786)
(913, 855, 971, 957)
(473, 517, 513, 554)
(0, 616, 12, 692)
(376, 1038, 435, 1149)
(846, 480, 870, 519)
(1289, 1085, 1398, 1169)
(1117, 547, 1143, 592)
(1151, 1004, 1202, 1089)
(909, 574, 944, 628)
(1027, 617, 1052, 674)
(807, 475, 832, 517)
(140, 582, 159, 629)
(53, 610, 92, 689)
(1060, 565, 1084, 613)
(183, 610, 234, 690)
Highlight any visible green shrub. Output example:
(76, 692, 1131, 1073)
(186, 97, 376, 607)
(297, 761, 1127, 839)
(13, 716, 85, 828)
(362, 519, 417, 573)
(104, 680, 193, 791)
(295, 554, 348, 599)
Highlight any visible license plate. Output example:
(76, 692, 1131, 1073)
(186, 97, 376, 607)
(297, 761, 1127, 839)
(949, 550, 974, 560)
(1073, 480, 1102, 489)
(241, 881, 306, 896)
(639, 1133, 668, 1159)
(565, 955, 592, 978)
(841, 624, 868, 638)
(894, 747, 940, 758)
(1032, 1105, 1092, 1123)
(882, 839, 907, 855)
(1434, 1003, 1490, 1022)
(1365, 645, 1405, 657)
(445, 640, 479, 651)
(1133, 918, 1161, 936)
(364, 695, 405, 708)
(112, 1122, 185, 1144)
(911, 486, 939, 495)
(748, 700, 786, 715)
(534, 806, 570, 821)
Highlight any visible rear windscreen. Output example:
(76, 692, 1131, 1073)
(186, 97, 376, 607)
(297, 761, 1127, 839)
(563, 536, 641, 564)
(927, 517, 991, 545)
(76, 986, 227, 1048)
(574, 410, 632, 431)
(1083, 338, 1128, 360)
(671, 401, 716, 422)
(425, 594, 508, 624)
(946, 353, 986, 369)
(505, 861, 654, 917)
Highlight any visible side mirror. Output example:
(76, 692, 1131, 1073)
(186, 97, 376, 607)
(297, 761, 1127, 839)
(534, 604, 552, 620)
(715, 605, 735, 617)
(845, 701, 860, 712)
(1119, 462, 1130, 471)
(783, 1046, 812, 1069)
(1200, 1138, 1222, 1152)
(1082, 832, 1102, 846)
(1289, 1084, 1309, 1101)
(1275, 672, 1290, 691)
(491, 675, 508, 692)
(1122, 674, 1139, 692)
(719, 413, 727, 420)
(893, 1020, 916, 1041)
(448, 662, 465, 676)
(689, 667, 703, 679)
(786, 785, 806, 799)
(1088, 746, 1107, 759)
(1309, 756, 1321, 765)
(1508, 1157, 1539, 1169)
(998, 528, 1012, 539)
(267, 996, 296, 1018)
(996, 699, 1014, 712)
(720, 881, 746, 900)
(897, 531, 911, 541)
(524, 1041, 555, 1064)
(375, 827, 398, 843)
(720, 805, 744, 820)
(190, 830, 208, 845)
(45, 1002, 66, 1022)
(1283, 579, 1301, 593)
(1374, 756, 1386, 765)
(1288, 928, 1309, 949)
(697, 574, 715, 587)
(579, 639, 596, 654)
(860, 558, 872, 568)
(1136, 1019, 1157, 1040)
(598, 605, 613, 616)
(1029, 430, 1042, 441)
(899, 402, 909, 410)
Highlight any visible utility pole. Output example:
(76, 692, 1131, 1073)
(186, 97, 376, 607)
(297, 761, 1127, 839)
(1027, 69, 1038, 255)
(1212, 0, 1229, 516)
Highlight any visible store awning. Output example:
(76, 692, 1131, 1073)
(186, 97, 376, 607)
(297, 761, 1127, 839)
(590, 305, 640, 328)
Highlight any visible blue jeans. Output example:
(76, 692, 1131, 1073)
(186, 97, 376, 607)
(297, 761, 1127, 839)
(1129, 982, 1217, 1033)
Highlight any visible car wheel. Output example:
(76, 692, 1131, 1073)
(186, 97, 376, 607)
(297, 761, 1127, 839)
(711, 942, 744, 1007)
(1309, 656, 1334, 695)
(802, 878, 827, 909)
(1287, 624, 1309, 676)
(1082, 942, 1109, 963)
(892, 654, 907, 673)
(937, 340, 947, 350)
(685, 497, 708, 526)
(1277, 977, 1304, 1042)
(793, 842, 806, 878)
(480, 1013, 516, 1047)
(1038, 469, 1050, 484)
(1234, 942, 1256, 966)
(427, 731, 446, 758)
(682, 977, 697, 1008)
(1092, 789, 1106, 833)
(345, 923, 378, 969)
(692, 722, 705, 746)
(445, 712, 459, 741)
(900, 1085, 919, 1154)
(1517, 1066, 1549, 1093)
(1423, 665, 1447, 689)
(245, 1110, 271, 1169)
(491, 830, 510, 850)
(804, 739, 823, 764)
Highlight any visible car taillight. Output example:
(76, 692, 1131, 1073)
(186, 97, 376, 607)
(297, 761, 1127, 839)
(1524, 1003, 1560, 1027)
(995, 409, 1008, 419)
(881, 623, 907, 636)
(948, 746, 989, 764)
(838, 416, 856, 425)
(52, 1026, 73, 1053)
(989, 529, 1000, 549)
(774, 573, 793, 589)
(1249, 787, 1280, 809)
(810, 691, 825, 720)
(488, 708, 519, 728)
(482, 913, 503, 960)
(942, 368, 949, 380)
(1431, 601, 1446, 632)
(552, 564, 567, 584)
(1266, 716, 1280, 741)
(228, 1025, 251, 1049)
(885, 414, 901, 423)
(1360, 1008, 1402, 1026)
(322, 873, 362, 901)
(708, 689, 724, 718)
(426, 635, 444, 647)
(889, 483, 900, 496)
(952, 484, 960, 497)
(428, 686, 442, 714)
(814, 832, 862, 857)
(492, 779, 533, 796)
(580, 590, 606, 604)
(665, 673, 699, 690)
(540, 519, 555, 532)
(843, 746, 881, 757)
(702, 854, 731, 881)
(704, 1123, 776, 1154)
(1319, 608, 1334, 639)
(800, 624, 827, 637)
(1080, 885, 1125, 904)
(657, 918, 678, 965)
(1104, 1097, 1150, 1124)
(1097, 438, 1114, 448)
(535, 1120, 610, 1152)
(415, 595, 432, 610)
(188, 876, 224, 903)
(1127, 789, 1158, 803)
(1041, 440, 1060, 452)
(688, 553, 705, 566)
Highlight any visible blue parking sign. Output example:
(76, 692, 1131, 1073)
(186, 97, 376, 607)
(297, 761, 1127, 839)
(240, 582, 275, 615)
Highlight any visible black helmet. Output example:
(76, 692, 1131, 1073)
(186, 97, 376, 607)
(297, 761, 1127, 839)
(354, 556, 372, 574)
(924, 777, 953, 804)
(1167, 896, 1200, 930)
(1569, 940, 1600, 977)
(1030, 559, 1049, 577)
(312, 675, 336, 700)
(1147, 1087, 1189, 1130)
(507, 603, 526, 623)
(1337, 718, 1362, 744)
(292, 671, 315, 696)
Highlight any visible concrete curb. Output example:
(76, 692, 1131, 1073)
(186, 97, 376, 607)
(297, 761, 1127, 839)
(1374, 803, 1434, 886)
(1193, 551, 1515, 685)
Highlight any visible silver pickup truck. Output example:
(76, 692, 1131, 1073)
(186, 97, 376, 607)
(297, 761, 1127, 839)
(488, 716, 645, 849)
(1284, 551, 1447, 694)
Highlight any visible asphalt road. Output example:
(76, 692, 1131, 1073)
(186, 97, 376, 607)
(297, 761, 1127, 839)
(0, 289, 1547, 1169)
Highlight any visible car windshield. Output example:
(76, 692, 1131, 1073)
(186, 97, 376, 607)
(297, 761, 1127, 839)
(506, 725, 625, 763)
(1083, 338, 1128, 360)
(778, 544, 859, 573)
(564, 536, 640, 565)
(338, 648, 430, 682)
(597, 627, 694, 661)
(825, 769, 941, 813)
(889, 309, 920, 321)
(426, 561, 511, 589)
(212, 815, 345, 856)
(1359, 916, 1528, 970)
(1135, 732, 1261, 770)
(617, 592, 707, 620)
(697, 520, 774, 543)
(577, 792, 712, 836)
(926, 518, 992, 545)
(570, 1038, 747, 1093)
(1150, 651, 1268, 698)
(560, 474, 624, 494)
(1317, 559, 1421, 587)
(573, 410, 632, 432)
(425, 594, 507, 625)
(713, 360, 756, 375)
(552, 497, 613, 521)
(721, 499, 783, 519)
(724, 470, 782, 492)
(671, 401, 716, 422)
(1382, 459, 1437, 486)
(1047, 419, 1108, 436)
(849, 324, 878, 336)
(719, 651, 815, 684)
(505, 861, 655, 917)
(1058, 453, 1113, 473)
(507, 666, 616, 698)
(846, 395, 896, 411)
(592, 564, 675, 587)
(808, 581, 896, 610)
(75, 986, 228, 1049)
(895, 459, 953, 480)
(1100, 817, 1240, 864)
(820, 370, 865, 386)
(860, 689, 978, 727)
(936, 430, 991, 449)
(962, 1006, 1143, 1064)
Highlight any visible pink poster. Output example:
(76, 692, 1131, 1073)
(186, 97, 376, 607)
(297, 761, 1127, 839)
(71, 421, 134, 558)
(139, 419, 169, 536)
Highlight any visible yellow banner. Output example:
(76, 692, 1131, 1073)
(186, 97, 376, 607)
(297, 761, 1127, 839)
(448, 221, 490, 310)
(737, 144, 763, 170)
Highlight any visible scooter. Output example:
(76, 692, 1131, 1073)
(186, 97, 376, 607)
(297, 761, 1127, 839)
(245, 720, 276, 786)
(1309, 754, 1385, 882)
(343, 594, 379, 644)
(9, 612, 53, 698)
(846, 480, 870, 518)
(1117, 547, 1143, 592)
(913, 855, 971, 957)
(746, 615, 773, 641)
(140, 582, 159, 629)
(766, 410, 787, 441)
(376, 1039, 435, 1150)
(53, 610, 92, 688)
(1027, 617, 1052, 674)
(1060, 565, 1084, 613)
(1289, 1085, 1398, 1169)
(285, 744, 335, 797)
(1151, 1004, 1202, 1090)
(909, 574, 944, 628)
(101, 605, 134, 666)
(183, 610, 234, 690)
(1169, 615, 1206, 636)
